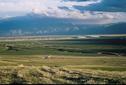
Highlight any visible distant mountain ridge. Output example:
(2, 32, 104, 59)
(0, 13, 126, 37)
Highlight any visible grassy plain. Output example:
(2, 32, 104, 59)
(0, 35, 126, 84)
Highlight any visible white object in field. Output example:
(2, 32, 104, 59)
(44, 55, 51, 59)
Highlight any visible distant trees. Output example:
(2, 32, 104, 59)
(5, 45, 18, 51)
(5, 45, 13, 50)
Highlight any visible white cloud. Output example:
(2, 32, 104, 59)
(74, 11, 126, 24)
(0, 0, 126, 24)
(0, 0, 103, 19)
(0, 0, 101, 12)
(38, 10, 126, 24)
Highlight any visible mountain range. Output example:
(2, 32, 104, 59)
(0, 13, 126, 37)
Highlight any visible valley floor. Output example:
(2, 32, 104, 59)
(0, 55, 126, 84)
(0, 35, 126, 84)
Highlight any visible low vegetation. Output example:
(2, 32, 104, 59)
(0, 55, 125, 84)
(0, 36, 126, 84)
(0, 37, 126, 56)
(0, 65, 126, 84)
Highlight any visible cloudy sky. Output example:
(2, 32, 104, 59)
(0, 0, 126, 24)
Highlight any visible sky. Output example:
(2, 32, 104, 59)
(0, 0, 126, 24)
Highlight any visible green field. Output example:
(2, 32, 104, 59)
(0, 36, 126, 84)
(0, 36, 126, 56)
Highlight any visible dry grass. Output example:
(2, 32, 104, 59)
(0, 65, 125, 84)
(0, 55, 126, 84)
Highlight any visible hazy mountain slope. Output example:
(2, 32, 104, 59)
(0, 14, 126, 36)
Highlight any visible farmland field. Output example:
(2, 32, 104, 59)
(0, 35, 126, 84)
